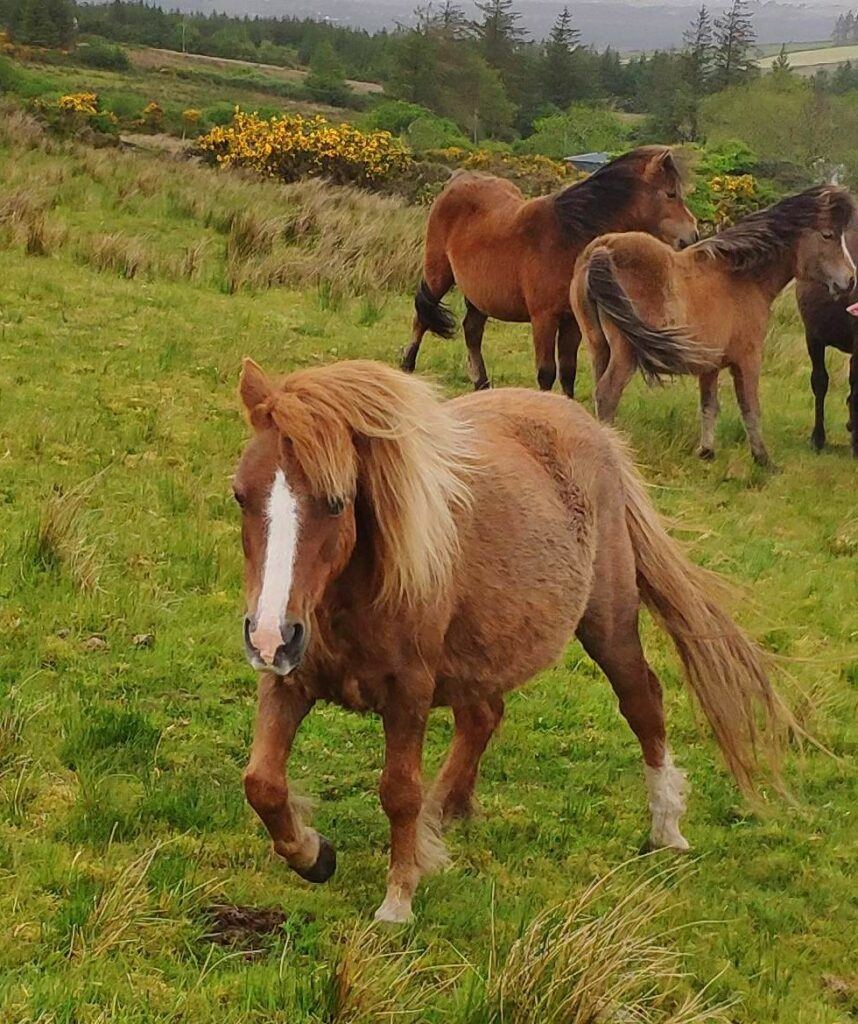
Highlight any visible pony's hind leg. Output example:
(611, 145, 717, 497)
(697, 370, 720, 460)
(849, 337, 858, 457)
(557, 315, 582, 399)
(428, 698, 505, 822)
(402, 257, 455, 373)
(464, 301, 490, 391)
(577, 523, 689, 851)
(807, 337, 829, 451)
(594, 340, 636, 424)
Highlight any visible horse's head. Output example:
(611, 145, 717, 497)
(235, 358, 471, 677)
(639, 148, 699, 250)
(235, 360, 358, 676)
(796, 186, 857, 298)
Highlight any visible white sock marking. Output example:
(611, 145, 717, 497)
(252, 469, 299, 662)
(645, 751, 690, 851)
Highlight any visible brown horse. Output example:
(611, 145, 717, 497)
(571, 185, 857, 465)
(402, 146, 698, 396)
(235, 358, 788, 923)
(796, 224, 858, 457)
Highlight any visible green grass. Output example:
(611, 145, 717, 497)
(0, 110, 857, 1023)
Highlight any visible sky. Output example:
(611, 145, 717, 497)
(189, 1, 852, 50)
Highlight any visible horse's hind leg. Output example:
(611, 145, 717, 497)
(401, 255, 454, 373)
(428, 698, 505, 822)
(697, 370, 720, 460)
(576, 523, 689, 850)
(464, 301, 490, 391)
(807, 337, 828, 451)
(594, 330, 636, 424)
(557, 315, 582, 399)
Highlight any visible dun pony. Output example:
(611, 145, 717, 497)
(571, 185, 857, 464)
(235, 359, 791, 923)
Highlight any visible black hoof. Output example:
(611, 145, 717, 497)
(697, 446, 715, 461)
(810, 434, 825, 452)
(473, 378, 491, 392)
(292, 834, 336, 884)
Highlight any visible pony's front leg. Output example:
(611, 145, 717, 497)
(697, 370, 720, 460)
(557, 315, 582, 399)
(375, 694, 443, 924)
(532, 313, 560, 391)
(243, 675, 334, 883)
(849, 339, 858, 457)
(428, 699, 505, 822)
(730, 358, 771, 466)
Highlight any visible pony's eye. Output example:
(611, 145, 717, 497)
(666, 189, 678, 199)
(233, 489, 246, 508)
(327, 496, 345, 516)
(821, 230, 835, 240)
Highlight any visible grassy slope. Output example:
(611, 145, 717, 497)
(758, 42, 858, 72)
(0, 121, 857, 1023)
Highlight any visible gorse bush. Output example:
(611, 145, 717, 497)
(196, 110, 412, 188)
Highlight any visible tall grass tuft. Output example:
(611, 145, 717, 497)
(320, 923, 443, 1023)
(20, 481, 101, 592)
(478, 863, 730, 1024)
(83, 232, 152, 279)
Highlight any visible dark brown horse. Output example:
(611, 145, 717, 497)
(402, 146, 698, 396)
(796, 224, 858, 457)
(235, 358, 788, 923)
(572, 186, 857, 465)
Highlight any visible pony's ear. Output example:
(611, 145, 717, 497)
(645, 147, 678, 184)
(239, 358, 273, 429)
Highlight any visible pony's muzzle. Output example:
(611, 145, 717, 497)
(244, 614, 308, 675)
(830, 274, 856, 299)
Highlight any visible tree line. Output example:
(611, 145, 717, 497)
(832, 11, 858, 45)
(1, 0, 764, 142)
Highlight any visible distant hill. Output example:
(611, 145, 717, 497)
(150, 1, 851, 51)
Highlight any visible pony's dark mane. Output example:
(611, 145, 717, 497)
(692, 185, 856, 273)
(553, 146, 677, 239)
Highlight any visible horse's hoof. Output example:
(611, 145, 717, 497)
(293, 834, 336, 884)
(697, 446, 715, 461)
(374, 896, 413, 925)
(810, 434, 825, 452)
(473, 378, 491, 392)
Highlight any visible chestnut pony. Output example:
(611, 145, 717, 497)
(572, 185, 857, 465)
(402, 146, 698, 396)
(235, 358, 788, 923)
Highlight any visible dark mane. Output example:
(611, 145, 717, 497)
(693, 185, 856, 274)
(553, 146, 678, 239)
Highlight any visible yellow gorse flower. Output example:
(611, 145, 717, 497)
(58, 92, 99, 115)
(196, 111, 413, 188)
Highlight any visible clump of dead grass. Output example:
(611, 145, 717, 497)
(20, 480, 102, 593)
(82, 232, 153, 279)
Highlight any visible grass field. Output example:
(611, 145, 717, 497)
(758, 42, 858, 73)
(0, 107, 857, 1023)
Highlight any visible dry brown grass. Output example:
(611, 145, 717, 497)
(481, 863, 730, 1024)
(82, 232, 154, 279)
(21, 481, 102, 593)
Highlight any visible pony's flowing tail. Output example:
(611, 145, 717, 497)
(615, 439, 793, 797)
(585, 248, 716, 384)
(414, 279, 456, 339)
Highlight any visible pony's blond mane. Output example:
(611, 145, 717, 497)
(261, 360, 473, 607)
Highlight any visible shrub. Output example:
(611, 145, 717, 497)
(140, 101, 164, 131)
(58, 92, 98, 116)
(360, 99, 434, 135)
(405, 114, 470, 153)
(196, 110, 412, 189)
(76, 39, 130, 72)
(518, 105, 631, 160)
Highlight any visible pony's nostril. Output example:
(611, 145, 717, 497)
(281, 619, 304, 651)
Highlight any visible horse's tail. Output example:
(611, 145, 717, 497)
(614, 436, 793, 797)
(585, 247, 715, 383)
(414, 278, 456, 339)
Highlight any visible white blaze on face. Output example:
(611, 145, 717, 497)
(250, 469, 300, 664)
